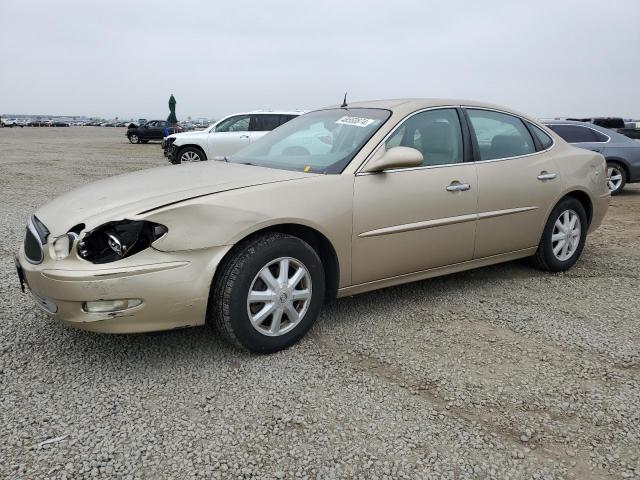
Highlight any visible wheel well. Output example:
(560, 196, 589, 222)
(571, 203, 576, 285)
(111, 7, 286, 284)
(177, 144, 207, 160)
(605, 158, 629, 179)
(564, 191, 593, 226)
(213, 224, 340, 302)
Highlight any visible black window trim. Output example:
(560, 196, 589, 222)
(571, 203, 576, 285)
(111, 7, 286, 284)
(525, 121, 553, 151)
(545, 123, 611, 145)
(461, 106, 556, 163)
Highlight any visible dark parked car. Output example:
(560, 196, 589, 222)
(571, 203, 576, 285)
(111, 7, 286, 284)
(544, 120, 640, 194)
(126, 120, 181, 144)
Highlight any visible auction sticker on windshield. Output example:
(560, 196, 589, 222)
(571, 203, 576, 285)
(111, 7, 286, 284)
(336, 116, 376, 128)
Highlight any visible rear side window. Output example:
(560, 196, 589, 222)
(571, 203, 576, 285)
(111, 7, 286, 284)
(251, 115, 281, 132)
(466, 109, 535, 160)
(528, 123, 553, 149)
(547, 124, 606, 143)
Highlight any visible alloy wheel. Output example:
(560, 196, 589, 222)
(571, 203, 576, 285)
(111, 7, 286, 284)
(181, 151, 201, 162)
(551, 209, 581, 261)
(246, 257, 312, 336)
(607, 166, 623, 192)
(129, 134, 139, 144)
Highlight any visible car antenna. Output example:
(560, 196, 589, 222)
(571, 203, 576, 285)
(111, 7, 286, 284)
(341, 92, 348, 108)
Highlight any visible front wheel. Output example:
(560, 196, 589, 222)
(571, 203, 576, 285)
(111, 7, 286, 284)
(176, 147, 206, 164)
(531, 197, 588, 272)
(210, 233, 325, 353)
(128, 134, 140, 144)
(606, 162, 626, 195)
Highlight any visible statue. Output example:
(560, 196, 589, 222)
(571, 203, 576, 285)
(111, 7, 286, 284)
(167, 94, 178, 125)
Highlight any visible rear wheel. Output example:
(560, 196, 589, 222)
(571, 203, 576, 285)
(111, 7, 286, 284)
(531, 197, 587, 272)
(210, 233, 325, 353)
(128, 134, 140, 144)
(606, 162, 626, 195)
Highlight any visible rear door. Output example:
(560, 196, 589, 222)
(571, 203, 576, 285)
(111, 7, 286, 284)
(467, 108, 562, 258)
(207, 114, 251, 159)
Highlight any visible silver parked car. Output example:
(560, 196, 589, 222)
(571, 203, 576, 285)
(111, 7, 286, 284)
(544, 120, 640, 195)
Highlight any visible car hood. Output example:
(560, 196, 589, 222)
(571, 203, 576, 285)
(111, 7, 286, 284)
(171, 130, 207, 139)
(35, 161, 314, 236)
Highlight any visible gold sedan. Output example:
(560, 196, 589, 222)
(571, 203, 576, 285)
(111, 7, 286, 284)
(16, 99, 610, 352)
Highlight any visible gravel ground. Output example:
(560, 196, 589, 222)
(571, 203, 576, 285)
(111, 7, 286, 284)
(0, 127, 639, 479)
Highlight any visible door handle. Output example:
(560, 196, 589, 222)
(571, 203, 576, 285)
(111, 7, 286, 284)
(239, 134, 250, 139)
(446, 182, 471, 192)
(537, 171, 557, 181)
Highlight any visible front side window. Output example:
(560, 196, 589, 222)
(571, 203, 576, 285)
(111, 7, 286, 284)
(547, 124, 599, 143)
(230, 108, 390, 174)
(467, 109, 535, 160)
(215, 115, 250, 133)
(385, 108, 463, 166)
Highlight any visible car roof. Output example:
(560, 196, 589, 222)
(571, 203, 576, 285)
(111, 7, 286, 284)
(230, 110, 305, 116)
(318, 98, 535, 120)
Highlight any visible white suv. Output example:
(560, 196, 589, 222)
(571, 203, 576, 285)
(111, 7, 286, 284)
(163, 111, 302, 164)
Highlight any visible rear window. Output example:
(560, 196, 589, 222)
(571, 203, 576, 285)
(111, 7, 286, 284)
(547, 124, 607, 143)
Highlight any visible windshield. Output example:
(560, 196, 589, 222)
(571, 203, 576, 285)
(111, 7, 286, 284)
(229, 108, 390, 174)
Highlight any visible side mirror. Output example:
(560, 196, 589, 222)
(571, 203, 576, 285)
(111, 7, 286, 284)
(362, 146, 423, 173)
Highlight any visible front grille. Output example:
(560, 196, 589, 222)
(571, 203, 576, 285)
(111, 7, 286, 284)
(24, 227, 43, 264)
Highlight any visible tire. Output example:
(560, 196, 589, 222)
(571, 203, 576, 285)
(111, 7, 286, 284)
(606, 162, 627, 195)
(210, 233, 325, 353)
(128, 134, 140, 144)
(531, 197, 588, 272)
(176, 146, 206, 164)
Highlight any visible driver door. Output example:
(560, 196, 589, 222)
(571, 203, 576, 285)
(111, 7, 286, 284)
(351, 108, 478, 285)
(207, 115, 251, 159)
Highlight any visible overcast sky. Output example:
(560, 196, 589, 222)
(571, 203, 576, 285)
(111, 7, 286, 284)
(2, 1, 639, 120)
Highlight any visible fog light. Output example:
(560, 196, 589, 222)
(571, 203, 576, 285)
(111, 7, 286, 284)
(82, 299, 142, 313)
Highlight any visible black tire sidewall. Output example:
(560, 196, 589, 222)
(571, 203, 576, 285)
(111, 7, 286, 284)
(225, 236, 325, 353)
(607, 161, 626, 196)
(178, 147, 205, 164)
(540, 198, 588, 271)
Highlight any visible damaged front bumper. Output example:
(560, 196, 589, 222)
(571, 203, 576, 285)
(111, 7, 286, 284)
(163, 139, 178, 163)
(15, 245, 231, 333)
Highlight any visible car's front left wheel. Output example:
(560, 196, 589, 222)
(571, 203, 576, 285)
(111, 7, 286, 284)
(128, 134, 140, 144)
(175, 147, 206, 164)
(210, 233, 325, 353)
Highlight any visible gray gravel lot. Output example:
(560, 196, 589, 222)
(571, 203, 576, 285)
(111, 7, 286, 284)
(1, 127, 639, 479)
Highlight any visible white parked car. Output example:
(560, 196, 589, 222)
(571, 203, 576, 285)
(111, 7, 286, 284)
(163, 111, 302, 164)
(1, 118, 23, 127)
